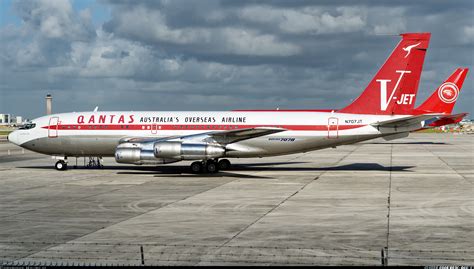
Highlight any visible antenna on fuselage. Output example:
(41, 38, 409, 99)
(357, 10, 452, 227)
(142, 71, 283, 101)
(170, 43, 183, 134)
(93, 106, 99, 112)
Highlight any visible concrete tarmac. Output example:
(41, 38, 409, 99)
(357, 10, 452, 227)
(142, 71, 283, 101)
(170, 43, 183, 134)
(0, 133, 472, 266)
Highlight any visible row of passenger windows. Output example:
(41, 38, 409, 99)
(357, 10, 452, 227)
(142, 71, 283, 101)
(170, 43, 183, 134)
(175, 125, 239, 129)
(60, 125, 109, 129)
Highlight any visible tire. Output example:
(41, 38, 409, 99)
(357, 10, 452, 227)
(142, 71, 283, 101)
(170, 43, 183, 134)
(218, 159, 231, 170)
(55, 161, 67, 171)
(190, 161, 203, 173)
(206, 161, 218, 173)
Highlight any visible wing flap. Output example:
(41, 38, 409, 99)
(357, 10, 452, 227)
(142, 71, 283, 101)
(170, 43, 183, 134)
(209, 127, 286, 144)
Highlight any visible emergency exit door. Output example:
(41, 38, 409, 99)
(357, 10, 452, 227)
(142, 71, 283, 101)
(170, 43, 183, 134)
(48, 116, 59, 138)
(327, 117, 339, 139)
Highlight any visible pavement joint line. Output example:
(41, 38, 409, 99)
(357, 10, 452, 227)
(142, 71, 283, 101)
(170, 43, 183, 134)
(421, 144, 473, 185)
(385, 144, 393, 264)
(217, 176, 318, 250)
(216, 144, 363, 250)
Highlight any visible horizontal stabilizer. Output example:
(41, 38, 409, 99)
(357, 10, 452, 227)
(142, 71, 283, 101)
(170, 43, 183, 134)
(426, 112, 468, 127)
(371, 114, 442, 128)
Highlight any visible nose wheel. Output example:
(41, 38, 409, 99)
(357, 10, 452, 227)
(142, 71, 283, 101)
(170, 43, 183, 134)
(55, 160, 68, 171)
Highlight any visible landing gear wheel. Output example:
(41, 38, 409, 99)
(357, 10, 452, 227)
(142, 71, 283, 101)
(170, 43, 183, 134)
(206, 161, 218, 173)
(55, 160, 67, 171)
(218, 159, 231, 170)
(190, 161, 203, 173)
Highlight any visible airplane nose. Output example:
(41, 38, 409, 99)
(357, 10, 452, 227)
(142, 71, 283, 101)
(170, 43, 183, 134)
(7, 131, 19, 145)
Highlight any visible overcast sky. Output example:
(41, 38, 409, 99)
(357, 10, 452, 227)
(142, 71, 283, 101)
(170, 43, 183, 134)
(0, 0, 472, 120)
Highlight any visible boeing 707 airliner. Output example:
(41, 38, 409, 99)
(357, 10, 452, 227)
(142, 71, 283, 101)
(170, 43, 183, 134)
(7, 33, 468, 173)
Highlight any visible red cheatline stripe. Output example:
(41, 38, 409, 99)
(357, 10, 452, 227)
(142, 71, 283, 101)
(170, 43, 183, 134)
(232, 109, 336, 112)
(42, 124, 365, 131)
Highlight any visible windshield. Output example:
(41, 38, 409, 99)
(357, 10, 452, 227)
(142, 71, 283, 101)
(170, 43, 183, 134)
(19, 123, 36, 130)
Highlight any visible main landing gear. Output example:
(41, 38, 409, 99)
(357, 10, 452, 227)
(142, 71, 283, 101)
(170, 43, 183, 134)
(190, 159, 231, 174)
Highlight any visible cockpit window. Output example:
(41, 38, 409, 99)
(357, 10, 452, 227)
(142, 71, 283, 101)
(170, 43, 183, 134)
(19, 123, 36, 130)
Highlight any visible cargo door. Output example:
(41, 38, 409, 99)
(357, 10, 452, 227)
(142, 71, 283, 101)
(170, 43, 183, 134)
(327, 117, 339, 139)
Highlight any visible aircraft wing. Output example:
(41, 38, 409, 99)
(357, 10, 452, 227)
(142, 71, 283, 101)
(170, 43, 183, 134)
(207, 127, 286, 144)
(371, 114, 443, 128)
(119, 127, 286, 145)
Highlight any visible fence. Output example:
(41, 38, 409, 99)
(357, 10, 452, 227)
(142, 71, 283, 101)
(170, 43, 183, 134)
(1, 241, 472, 266)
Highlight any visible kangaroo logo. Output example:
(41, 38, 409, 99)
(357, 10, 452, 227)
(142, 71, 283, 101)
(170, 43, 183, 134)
(377, 70, 413, 111)
(402, 42, 421, 58)
(438, 82, 459, 103)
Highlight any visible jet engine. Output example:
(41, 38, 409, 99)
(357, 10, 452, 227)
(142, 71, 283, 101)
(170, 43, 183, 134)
(154, 141, 225, 160)
(114, 142, 178, 165)
(114, 141, 225, 165)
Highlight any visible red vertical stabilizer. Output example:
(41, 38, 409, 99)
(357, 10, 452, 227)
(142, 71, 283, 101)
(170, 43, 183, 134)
(416, 68, 468, 114)
(339, 33, 431, 115)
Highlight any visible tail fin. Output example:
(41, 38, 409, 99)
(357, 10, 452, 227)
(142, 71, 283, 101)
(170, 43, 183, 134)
(416, 68, 468, 114)
(339, 33, 431, 115)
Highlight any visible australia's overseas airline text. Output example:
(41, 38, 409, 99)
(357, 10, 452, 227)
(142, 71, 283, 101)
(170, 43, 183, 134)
(76, 115, 247, 124)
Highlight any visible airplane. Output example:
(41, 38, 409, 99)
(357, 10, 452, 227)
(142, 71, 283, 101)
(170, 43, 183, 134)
(9, 32, 457, 173)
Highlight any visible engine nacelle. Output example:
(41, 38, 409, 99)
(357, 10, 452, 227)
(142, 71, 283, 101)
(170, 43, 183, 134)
(154, 142, 225, 160)
(115, 145, 178, 165)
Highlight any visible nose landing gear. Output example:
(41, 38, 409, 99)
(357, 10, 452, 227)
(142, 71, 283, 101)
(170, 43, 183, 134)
(53, 156, 103, 170)
(190, 159, 231, 174)
(55, 160, 67, 171)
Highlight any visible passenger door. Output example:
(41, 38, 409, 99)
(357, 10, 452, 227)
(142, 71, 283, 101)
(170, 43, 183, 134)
(48, 116, 59, 138)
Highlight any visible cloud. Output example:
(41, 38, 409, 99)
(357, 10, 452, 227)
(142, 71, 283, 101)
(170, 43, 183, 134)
(12, 0, 95, 41)
(239, 6, 366, 34)
(0, 0, 472, 119)
(462, 25, 474, 44)
(103, 5, 300, 57)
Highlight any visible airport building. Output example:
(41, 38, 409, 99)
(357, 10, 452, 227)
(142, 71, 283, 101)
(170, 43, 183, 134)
(0, 113, 24, 126)
(0, 114, 11, 125)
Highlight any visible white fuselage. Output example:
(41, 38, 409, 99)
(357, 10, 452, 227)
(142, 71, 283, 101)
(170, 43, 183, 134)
(8, 111, 418, 159)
